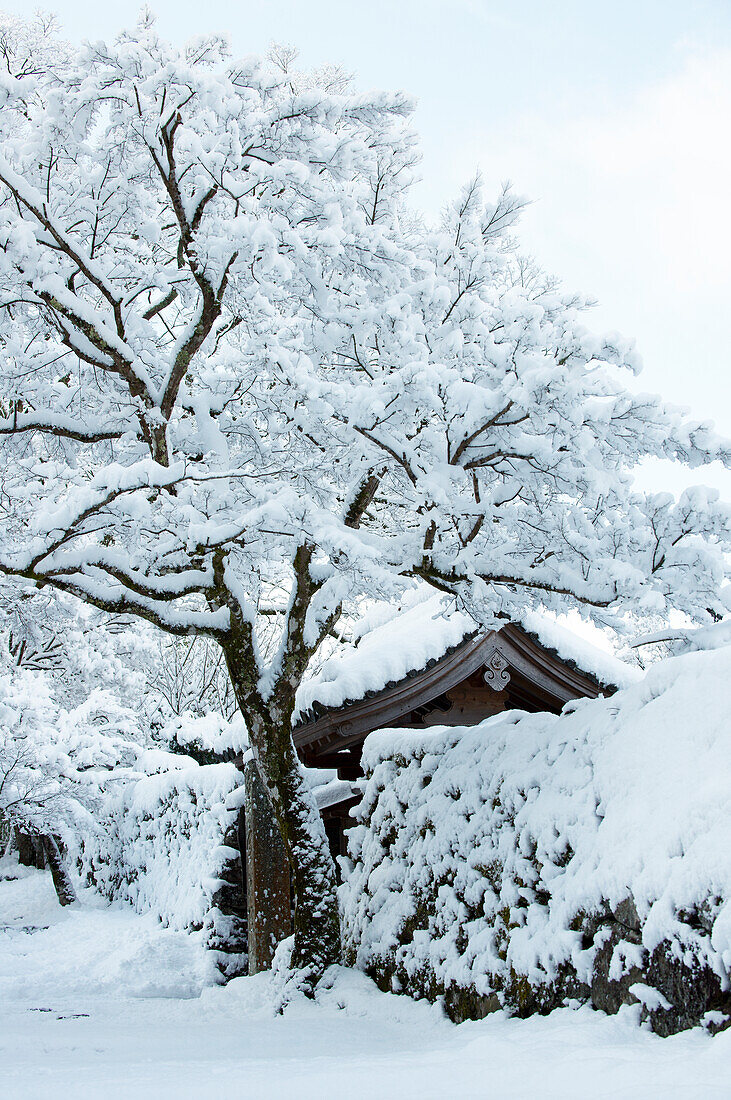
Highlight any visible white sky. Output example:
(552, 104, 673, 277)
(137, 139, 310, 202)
(5, 0, 731, 496)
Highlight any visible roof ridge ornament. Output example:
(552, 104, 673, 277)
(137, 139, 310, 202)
(484, 647, 511, 690)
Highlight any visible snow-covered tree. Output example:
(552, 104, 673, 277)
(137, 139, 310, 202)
(0, 578, 160, 716)
(0, 10, 71, 82)
(0, 656, 145, 902)
(0, 16, 729, 987)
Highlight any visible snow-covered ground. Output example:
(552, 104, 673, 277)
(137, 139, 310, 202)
(1, 866, 729, 1099)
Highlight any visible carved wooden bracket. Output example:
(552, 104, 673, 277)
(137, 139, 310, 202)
(484, 647, 511, 690)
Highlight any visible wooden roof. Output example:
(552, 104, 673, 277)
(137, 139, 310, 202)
(293, 622, 608, 768)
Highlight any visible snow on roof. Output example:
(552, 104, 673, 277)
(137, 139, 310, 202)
(518, 610, 643, 691)
(294, 592, 640, 721)
(295, 594, 474, 720)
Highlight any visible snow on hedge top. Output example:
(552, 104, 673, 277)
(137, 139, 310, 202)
(79, 760, 241, 932)
(295, 591, 637, 720)
(162, 712, 249, 756)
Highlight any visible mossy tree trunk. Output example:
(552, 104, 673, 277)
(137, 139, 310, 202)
(243, 759, 292, 974)
(238, 702, 340, 988)
(213, 545, 342, 993)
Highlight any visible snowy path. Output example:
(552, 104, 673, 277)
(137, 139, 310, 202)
(0, 867, 729, 1100)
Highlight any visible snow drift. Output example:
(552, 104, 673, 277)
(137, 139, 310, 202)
(341, 643, 731, 1035)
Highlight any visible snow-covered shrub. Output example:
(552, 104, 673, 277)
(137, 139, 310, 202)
(162, 711, 248, 764)
(342, 644, 731, 1036)
(78, 758, 247, 977)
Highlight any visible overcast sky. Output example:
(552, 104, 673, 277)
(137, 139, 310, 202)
(5, 0, 731, 495)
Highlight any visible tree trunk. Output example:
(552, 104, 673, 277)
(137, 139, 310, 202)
(243, 759, 291, 974)
(42, 835, 77, 906)
(223, 648, 341, 993)
(15, 828, 45, 868)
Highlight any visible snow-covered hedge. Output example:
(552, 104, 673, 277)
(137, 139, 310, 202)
(79, 760, 247, 976)
(342, 644, 731, 1035)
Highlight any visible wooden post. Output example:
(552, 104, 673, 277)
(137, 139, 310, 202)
(243, 758, 291, 974)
